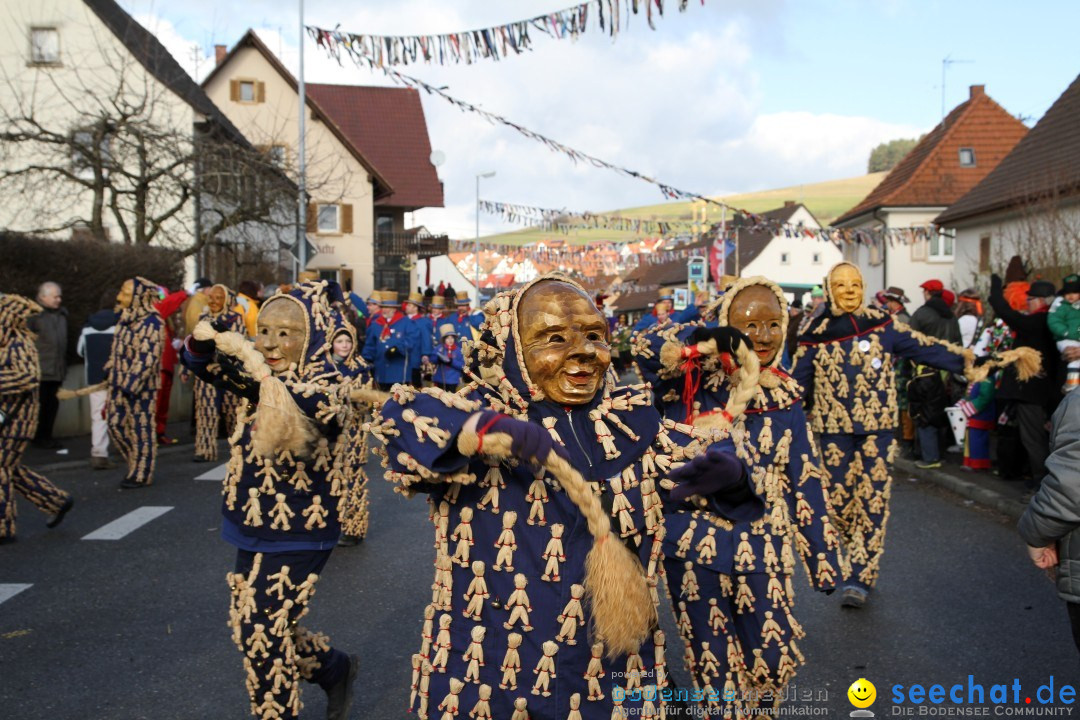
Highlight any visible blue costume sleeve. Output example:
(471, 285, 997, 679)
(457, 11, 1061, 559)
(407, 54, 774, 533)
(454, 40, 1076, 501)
(672, 304, 700, 323)
(117, 316, 164, 395)
(0, 337, 38, 396)
(361, 323, 378, 365)
(377, 391, 475, 480)
(790, 343, 818, 412)
(633, 313, 657, 332)
(888, 322, 967, 374)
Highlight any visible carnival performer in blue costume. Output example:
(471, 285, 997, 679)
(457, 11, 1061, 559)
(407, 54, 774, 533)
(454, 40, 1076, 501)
(363, 290, 413, 390)
(371, 275, 764, 720)
(107, 277, 166, 489)
(790, 262, 1033, 609)
(0, 294, 73, 541)
(192, 284, 246, 462)
(404, 291, 434, 386)
(181, 280, 363, 720)
(332, 324, 380, 547)
(634, 276, 843, 715)
(431, 323, 465, 391)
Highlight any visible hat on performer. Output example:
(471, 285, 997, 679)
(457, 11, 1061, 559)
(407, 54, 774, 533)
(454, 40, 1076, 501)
(456, 297, 472, 307)
(439, 323, 458, 340)
(431, 295, 446, 309)
(378, 290, 400, 307)
(406, 291, 425, 307)
(658, 288, 675, 301)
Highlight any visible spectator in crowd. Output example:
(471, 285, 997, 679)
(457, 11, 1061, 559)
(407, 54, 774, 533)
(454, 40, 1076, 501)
(235, 280, 261, 338)
(956, 289, 985, 348)
(910, 279, 961, 344)
(883, 287, 911, 323)
(1017, 388, 1080, 654)
(990, 273, 1061, 490)
(908, 362, 950, 469)
(1049, 273, 1080, 393)
(76, 290, 119, 470)
(881, 287, 914, 453)
(784, 297, 803, 360)
(797, 285, 826, 334)
(154, 286, 189, 446)
(28, 282, 67, 450)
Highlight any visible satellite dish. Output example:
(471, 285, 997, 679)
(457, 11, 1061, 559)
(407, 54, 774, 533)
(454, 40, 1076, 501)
(429, 150, 446, 167)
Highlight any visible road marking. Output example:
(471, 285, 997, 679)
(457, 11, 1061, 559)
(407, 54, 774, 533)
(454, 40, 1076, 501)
(195, 463, 229, 481)
(0, 584, 32, 606)
(82, 507, 174, 541)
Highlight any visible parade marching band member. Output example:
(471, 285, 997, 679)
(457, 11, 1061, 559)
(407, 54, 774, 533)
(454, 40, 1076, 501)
(0, 294, 73, 542)
(451, 296, 481, 341)
(107, 277, 166, 489)
(428, 295, 450, 347)
(363, 290, 413, 391)
(371, 275, 764, 720)
(791, 262, 1037, 608)
(181, 281, 362, 720)
(431, 323, 465, 391)
(404, 291, 434, 386)
(192, 284, 246, 462)
(633, 276, 842, 715)
(632, 288, 676, 332)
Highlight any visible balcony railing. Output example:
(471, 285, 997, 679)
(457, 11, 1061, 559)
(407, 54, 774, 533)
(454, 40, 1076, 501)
(374, 231, 449, 259)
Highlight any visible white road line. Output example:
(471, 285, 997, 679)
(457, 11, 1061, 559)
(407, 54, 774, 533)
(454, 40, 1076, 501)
(0, 584, 33, 605)
(82, 507, 174, 541)
(195, 463, 229, 481)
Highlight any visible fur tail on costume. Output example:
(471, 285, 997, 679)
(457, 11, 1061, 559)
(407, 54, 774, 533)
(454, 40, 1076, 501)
(350, 386, 391, 406)
(56, 382, 106, 400)
(457, 429, 655, 659)
(964, 346, 1042, 384)
(193, 321, 317, 458)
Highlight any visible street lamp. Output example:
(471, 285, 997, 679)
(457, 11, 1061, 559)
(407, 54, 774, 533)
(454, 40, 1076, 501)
(475, 171, 496, 307)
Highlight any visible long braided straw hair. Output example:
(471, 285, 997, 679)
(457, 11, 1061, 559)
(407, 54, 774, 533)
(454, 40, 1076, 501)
(455, 274, 657, 658)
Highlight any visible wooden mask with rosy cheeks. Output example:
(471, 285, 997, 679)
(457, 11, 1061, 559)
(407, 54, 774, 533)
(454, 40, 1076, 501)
(726, 284, 785, 367)
(517, 281, 612, 405)
(115, 279, 134, 310)
(254, 298, 307, 374)
(207, 285, 227, 315)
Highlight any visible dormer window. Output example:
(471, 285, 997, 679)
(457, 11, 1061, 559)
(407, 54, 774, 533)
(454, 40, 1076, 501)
(959, 147, 976, 167)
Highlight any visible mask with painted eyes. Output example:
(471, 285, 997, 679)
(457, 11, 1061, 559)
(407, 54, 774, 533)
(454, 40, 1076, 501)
(727, 284, 785, 367)
(518, 281, 612, 405)
(254, 298, 306, 374)
(207, 286, 227, 315)
(828, 263, 865, 315)
(115, 280, 134, 310)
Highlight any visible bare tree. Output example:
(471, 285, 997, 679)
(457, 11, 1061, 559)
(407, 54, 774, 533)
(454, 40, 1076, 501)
(991, 174, 1080, 287)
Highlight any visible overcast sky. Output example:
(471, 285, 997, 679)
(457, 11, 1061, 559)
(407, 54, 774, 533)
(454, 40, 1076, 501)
(124, 0, 1080, 239)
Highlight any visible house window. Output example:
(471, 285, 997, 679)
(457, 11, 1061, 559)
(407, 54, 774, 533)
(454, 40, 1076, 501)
(30, 28, 60, 65)
(979, 234, 991, 273)
(230, 79, 265, 104)
(780, 252, 790, 265)
(812, 252, 822, 264)
(317, 204, 339, 233)
(959, 147, 976, 167)
(929, 231, 954, 261)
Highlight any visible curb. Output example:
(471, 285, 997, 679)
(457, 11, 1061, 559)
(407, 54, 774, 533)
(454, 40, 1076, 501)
(893, 457, 1029, 520)
(31, 442, 197, 475)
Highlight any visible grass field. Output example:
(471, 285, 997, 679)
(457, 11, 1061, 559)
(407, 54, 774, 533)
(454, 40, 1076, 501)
(479, 172, 885, 246)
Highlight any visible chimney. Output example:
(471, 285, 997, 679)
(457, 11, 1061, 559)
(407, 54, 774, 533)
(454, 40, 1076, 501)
(969, 84, 985, 99)
(784, 200, 795, 208)
(215, 44, 227, 66)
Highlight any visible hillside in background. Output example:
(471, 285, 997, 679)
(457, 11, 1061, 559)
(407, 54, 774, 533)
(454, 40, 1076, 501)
(478, 172, 885, 245)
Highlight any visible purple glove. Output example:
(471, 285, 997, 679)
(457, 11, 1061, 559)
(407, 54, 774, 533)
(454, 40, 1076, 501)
(475, 410, 569, 466)
(666, 444, 764, 522)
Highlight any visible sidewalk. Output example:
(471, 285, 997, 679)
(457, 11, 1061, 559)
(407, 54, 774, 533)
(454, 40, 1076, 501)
(24, 421, 196, 474)
(893, 454, 1029, 519)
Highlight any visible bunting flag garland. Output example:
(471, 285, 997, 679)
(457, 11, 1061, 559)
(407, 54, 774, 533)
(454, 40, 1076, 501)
(479, 199, 700, 235)
(306, 0, 701, 68)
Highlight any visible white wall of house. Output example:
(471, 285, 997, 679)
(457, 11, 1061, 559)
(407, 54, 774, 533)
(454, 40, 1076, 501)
(741, 206, 840, 287)
(203, 45, 377, 296)
(0, 0, 196, 247)
(841, 208, 956, 311)
(427, 254, 477, 300)
(948, 201, 1080, 286)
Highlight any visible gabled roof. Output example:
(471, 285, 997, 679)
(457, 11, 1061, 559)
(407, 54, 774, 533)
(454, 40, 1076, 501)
(936, 73, 1080, 225)
(203, 30, 392, 200)
(835, 85, 1028, 226)
(306, 85, 444, 210)
(83, 0, 248, 146)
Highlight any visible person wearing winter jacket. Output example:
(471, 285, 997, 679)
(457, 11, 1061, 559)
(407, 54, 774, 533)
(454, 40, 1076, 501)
(27, 282, 67, 449)
(430, 323, 464, 390)
(907, 364, 950, 469)
(76, 292, 119, 470)
(910, 279, 962, 344)
(1018, 389, 1080, 654)
(1048, 273, 1080, 392)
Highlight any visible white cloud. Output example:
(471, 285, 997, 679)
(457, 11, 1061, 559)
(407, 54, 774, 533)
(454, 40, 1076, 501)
(125, 1, 929, 241)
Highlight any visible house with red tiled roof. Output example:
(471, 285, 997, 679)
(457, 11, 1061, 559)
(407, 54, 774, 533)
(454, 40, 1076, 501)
(203, 30, 445, 295)
(936, 74, 1080, 287)
(835, 85, 1027, 305)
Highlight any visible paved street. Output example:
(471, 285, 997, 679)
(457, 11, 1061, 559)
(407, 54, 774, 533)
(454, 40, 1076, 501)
(1, 448, 1076, 719)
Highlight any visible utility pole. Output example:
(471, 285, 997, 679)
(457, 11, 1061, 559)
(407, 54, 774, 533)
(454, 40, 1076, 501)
(297, 0, 307, 282)
(941, 54, 973, 118)
(475, 171, 496, 306)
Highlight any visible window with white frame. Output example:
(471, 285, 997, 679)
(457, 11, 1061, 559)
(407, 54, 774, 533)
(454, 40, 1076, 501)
(30, 28, 60, 65)
(958, 147, 976, 167)
(239, 81, 256, 103)
(317, 204, 340, 233)
(928, 231, 954, 261)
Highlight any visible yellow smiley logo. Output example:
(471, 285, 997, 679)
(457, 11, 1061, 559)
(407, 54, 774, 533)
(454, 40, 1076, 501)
(848, 678, 877, 708)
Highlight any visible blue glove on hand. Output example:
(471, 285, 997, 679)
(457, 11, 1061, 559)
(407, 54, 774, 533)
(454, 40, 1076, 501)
(475, 410, 569, 466)
(185, 334, 215, 356)
(666, 444, 764, 522)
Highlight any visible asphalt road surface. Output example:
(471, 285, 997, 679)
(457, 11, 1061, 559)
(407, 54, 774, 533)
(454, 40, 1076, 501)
(1, 450, 1076, 719)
